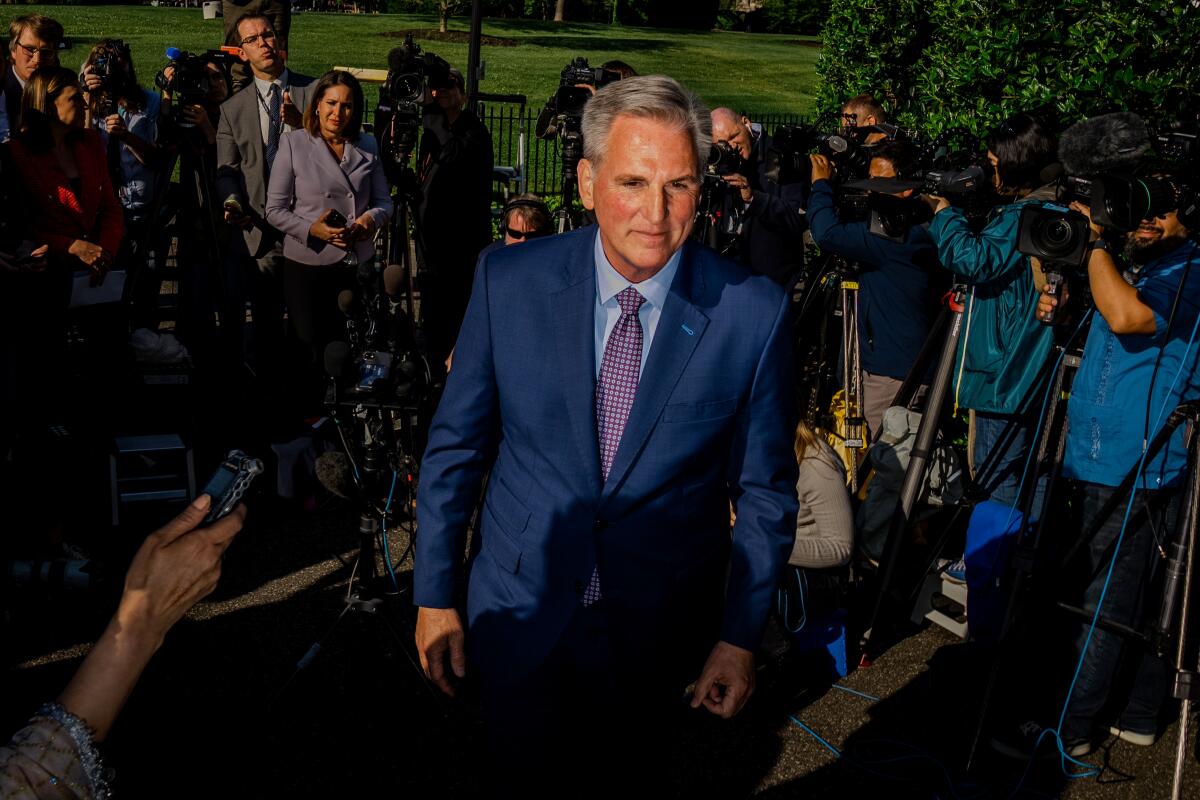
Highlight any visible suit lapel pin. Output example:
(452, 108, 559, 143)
(681, 323, 694, 336)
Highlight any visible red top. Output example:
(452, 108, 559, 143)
(6, 128, 124, 261)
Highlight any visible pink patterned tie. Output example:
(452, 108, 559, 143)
(583, 286, 645, 606)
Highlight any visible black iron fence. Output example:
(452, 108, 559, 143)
(477, 101, 810, 199)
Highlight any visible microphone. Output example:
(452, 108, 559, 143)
(315, 451, 356, 499)
(324, 341, 351, 379)
(383, 264, 406, 301)
(165, 46, 183, 60)
(1059, 112, 1151, 177)
(337, 289, 361, 317)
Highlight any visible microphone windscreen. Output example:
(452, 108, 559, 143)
(315, 451, 354, 499)
(165, 47, 182, 60)
(1059, 113, 1151, 177)
(387, 46, 408, 73)
(383, 264, 406, 298)
(337, 290, 356, 315)
(324, 341, 350, 378)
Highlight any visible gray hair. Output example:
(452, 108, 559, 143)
(581, 75, 711, 174)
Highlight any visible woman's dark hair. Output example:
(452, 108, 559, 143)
(303, 70, 364, 140)
(986, 112, 1058, 193)
(18, 66, 81, 151)
(84, 39, 143, 117)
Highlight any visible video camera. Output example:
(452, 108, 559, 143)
(154, 46, 238, 126)
(764, 120, 873, 188)
(1019, 113, 1199, 274)
(705, 141, 744, 181)
(375, 34, 453, 183)
(535, 57, 621, 141)
(325, 261, 429, 406)
(90, 39, 131, 118)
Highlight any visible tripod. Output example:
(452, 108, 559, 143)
(797, 256, 868, 490)
(553, 125, 585, 234)
(859, 285, 967, 661)
(282, 400, 435, 701)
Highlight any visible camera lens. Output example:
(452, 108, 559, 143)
(1034, 215, 1079, 258)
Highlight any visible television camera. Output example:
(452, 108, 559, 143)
(374, 34, 453, 187)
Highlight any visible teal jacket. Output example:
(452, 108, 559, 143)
(928, 189, 1056, 415)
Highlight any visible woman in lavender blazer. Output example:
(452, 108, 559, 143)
(265, 70, 392, 402)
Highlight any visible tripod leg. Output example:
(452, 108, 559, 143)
(1170, 437, 1200, 800)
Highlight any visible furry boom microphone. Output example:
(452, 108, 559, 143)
(1058, 112, 1152, 177)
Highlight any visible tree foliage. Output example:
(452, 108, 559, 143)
(817, 0, 1200, 136)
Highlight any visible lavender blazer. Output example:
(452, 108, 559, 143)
(265, 129, 393, 266)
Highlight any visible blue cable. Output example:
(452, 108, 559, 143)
(778, 568, 809, 633)
(831, 684, 881, 703)
(380, 470, 400, 591)
(788, 716, 842, 758)
(1002, 311, 1093, 535)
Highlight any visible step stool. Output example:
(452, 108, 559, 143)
(109, 434, 196, 526)
(911, 571, 969, 639)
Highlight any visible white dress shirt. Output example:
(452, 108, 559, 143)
(253, 68, 292, 145)
(593, 229, 682, 380)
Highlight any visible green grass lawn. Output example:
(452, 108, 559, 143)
(20, 5, 820, 116)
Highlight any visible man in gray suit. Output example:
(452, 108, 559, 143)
(216, 13, 313, 400)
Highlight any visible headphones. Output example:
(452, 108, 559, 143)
(503, 198, 551, 226)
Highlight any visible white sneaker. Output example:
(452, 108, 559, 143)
(1109, 726, 1156, 746)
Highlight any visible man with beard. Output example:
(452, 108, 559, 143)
(1017, 188, 1199, 757)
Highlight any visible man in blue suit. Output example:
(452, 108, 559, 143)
(413, 75, 798, 792)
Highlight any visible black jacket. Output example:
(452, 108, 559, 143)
(735, 131, 808, 286)
(417, 107, 494, 274)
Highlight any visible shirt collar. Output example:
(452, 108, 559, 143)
(254, 68, 288, 97)
(593, 229, 681, 310)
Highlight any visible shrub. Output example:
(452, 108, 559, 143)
(817, 0, 1200, 136)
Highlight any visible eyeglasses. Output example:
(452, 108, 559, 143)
(16, 41, 57, 60)
(240, 31, 277, 47)
(504, 227, 545, 241)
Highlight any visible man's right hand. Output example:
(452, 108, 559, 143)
(224, 209, 253, 229)
(415, 606, 466, 696)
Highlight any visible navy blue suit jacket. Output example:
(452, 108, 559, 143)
(413, 226, 799, 684)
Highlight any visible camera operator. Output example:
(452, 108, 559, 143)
(158, 56, 230, 365)
(806, 140, 942, 439)
(709, 107, 807, 286)
(840, 94, 888, 146)
(2, 14, 63, 142)
(80, 40, 164, 334)
(216, 13, 313, 392)
(924, 113, 1059, 514)
(485, 193, 552, 255)
(416, 66, 494, 372)
(1013, 188, 1200, 757)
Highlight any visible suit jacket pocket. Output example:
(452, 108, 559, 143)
(481, 521, 523, 574)
(661, 397, 738, 424)
(484, 475, 531, 536)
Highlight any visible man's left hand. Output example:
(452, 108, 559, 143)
(1069, 201, 1103, 241)
(722, 173, 754, 204)
(691, 640, 755, 719)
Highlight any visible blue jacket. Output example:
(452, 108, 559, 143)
(1066, 239, 1200, 488)
(928, 192, 1056, 414)
(413, 227, 799, 684)
(807, 180, 943, 380)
